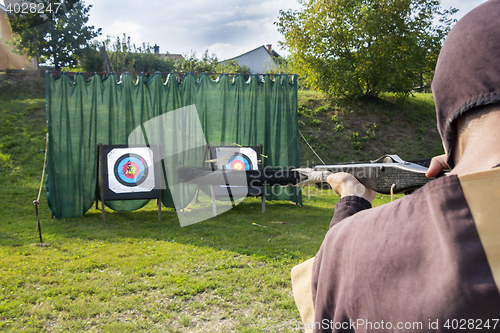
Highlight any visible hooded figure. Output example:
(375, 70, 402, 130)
(292, 1, 500, 332)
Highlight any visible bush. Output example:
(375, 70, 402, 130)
(352, 141, 363, 151)
(310, 119, 321, 127)
(334, 124, 344, 132)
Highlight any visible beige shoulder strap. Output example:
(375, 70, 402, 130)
(459, 168, 500, 291)
(291, 257, 315, 332)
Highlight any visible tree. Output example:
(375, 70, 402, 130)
(107, 34, 140, 72)
(9, 0, 101, 70)
(174, 50, 251, 78)
(79, 41, 103, 72)
(276, 0, 457, 98)
(105, 34, 176, 73)
(265, 56, 293, 74)
(106, 34, 250, 79)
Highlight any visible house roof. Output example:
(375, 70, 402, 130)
(163, 54, 183, 61)
(0, 3, 12, 17)
(225, 45, 281, 62)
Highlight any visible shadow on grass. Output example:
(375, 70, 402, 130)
(36, 195, 336, 261)
(0, 183, 340, 262)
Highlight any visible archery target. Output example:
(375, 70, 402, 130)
(214, 147, 259, 171)
(226, 153, 252, 170)
(114, 153, 149, 186)
(107, 148, 155, 194)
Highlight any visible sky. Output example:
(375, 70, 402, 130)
(1, 0, 487, 60)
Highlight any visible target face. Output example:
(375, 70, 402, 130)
(226, 153, 253, 170)
(114, 153, 149, 186)
(214, 147, 259, 171)
(107, 148, 155, 194)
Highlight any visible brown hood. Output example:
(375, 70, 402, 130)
(432, 0, 500, 167)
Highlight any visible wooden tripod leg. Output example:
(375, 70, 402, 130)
(98, 144, 106, 223)
(95, 144, 100, 210)
(211, 185, 217, 217)
(158, 194, 162, 220)
(157, 144, 162, 221)
(195, 144, 210, 203)
(261, 191, 266, 213)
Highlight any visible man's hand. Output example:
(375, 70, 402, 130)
(326, 172, 376, 203)
(426, 154, 449, 178)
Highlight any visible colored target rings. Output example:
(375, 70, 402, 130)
(114, 153, 149, 187)
(226, 153, 253, 171)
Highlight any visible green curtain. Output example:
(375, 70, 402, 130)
(46, 72, 301, 218)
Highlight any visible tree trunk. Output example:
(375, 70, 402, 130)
(54, 52, 59, 71)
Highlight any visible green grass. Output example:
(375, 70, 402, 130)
(0, 76, 401, 332)
(1, 190, 397, 332)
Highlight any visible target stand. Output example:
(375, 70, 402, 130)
(206, 145, 266, 214)
(96, 144, 162, 223)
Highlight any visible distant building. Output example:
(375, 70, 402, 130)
(224, 44, 281, 74)
(166, 54, 183, 61)
(0, 4, 31, 69)
(153, 44, 183, 61)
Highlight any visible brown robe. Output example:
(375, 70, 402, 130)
(293, 168, 500, 332)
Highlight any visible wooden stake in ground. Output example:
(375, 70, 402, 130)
(34, 133, 49, 243)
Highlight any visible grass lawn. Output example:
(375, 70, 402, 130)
(1, 187, 397, 333)
(0, 75, 401, 332)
